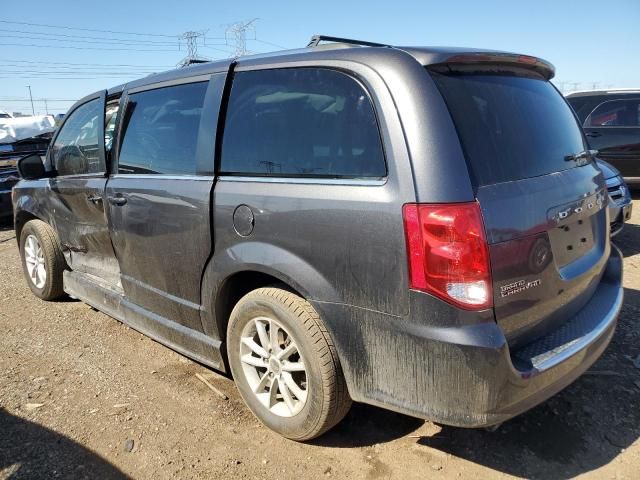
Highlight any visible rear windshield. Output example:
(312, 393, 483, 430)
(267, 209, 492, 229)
(429, 71, 586, 186)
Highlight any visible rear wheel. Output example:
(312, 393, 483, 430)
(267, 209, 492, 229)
(227, 287, 351, 440)
(19, 220, 66, 300)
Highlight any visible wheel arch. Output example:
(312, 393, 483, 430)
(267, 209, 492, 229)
(200, 242, 341, 344)
(213, 269, 306, 344)
(14, 210, 43, 245)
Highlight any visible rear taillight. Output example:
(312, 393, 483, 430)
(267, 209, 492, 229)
(402, 202, 493, 310)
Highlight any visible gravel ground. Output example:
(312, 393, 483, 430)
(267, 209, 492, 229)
(0, 197, 639, 480)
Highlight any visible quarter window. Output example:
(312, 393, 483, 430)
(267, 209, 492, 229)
(118, 82, 208, 175)
(220, 68, 386, 178)
(585, 98, 640, 127)
(105, 99, 120, 154)
(52, 98, 103, 176)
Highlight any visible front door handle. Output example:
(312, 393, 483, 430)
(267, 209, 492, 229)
(108, 195, 127, 206)
(586, 132, 602, 138)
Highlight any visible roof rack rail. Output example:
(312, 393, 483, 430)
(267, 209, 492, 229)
(307, 35, 389, 48)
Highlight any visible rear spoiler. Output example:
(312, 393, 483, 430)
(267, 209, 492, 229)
(430, 52, 555, 80)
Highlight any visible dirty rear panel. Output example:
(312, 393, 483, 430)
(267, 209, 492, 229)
(477, 167, 609, 346)
(429, 68, 609, 347)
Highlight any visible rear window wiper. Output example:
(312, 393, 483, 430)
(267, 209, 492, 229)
(565, 149, 598, 164)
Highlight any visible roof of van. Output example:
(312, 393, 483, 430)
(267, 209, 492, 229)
(104, 43, 556, 96)
(565, 88, 640, 98)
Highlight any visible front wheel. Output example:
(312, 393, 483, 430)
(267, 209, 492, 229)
(227, 287, 351, 440)
(19, 220, 66, 300)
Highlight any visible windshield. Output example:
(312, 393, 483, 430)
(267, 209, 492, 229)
(429, 71, 586, 186)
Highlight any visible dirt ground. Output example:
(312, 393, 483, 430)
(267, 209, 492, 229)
(1, 197, 639, 480)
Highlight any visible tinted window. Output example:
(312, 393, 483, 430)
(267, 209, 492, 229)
(585, 98, 640, 127)
(118, 82, 207, 175)
(565, 96, 598, 123)
(221, 68, 385, 178)
(430, 72, 587, 186)
(52, 98, 103, 176)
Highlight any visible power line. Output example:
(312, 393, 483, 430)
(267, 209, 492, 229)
(0, 73, 148, 78)
(0, 76, 144, 80)
(199, 44, 240, 54)
(0, 27, 181, 45)
(0, 18, 178, 38)
(0, 70, 161, 76)
(0, 64, 163, 72)
(0, 58, 174, 68)
(0, 32, 180, 47)
(0, 42, 181, 52)
(251, 38, 289, 50)
(0, 98, 80, 102)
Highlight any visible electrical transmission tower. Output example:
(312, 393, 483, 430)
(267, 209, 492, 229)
(225, 19, 258, 57)
(178, 30, 211, 67)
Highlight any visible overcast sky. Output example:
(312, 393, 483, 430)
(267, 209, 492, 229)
(1, 0, 638, 115)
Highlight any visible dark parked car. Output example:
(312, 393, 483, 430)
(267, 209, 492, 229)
(566, 89, 640, 185)
(0, 165, 20, 219)
(0, 134, 51, 219)
(596, 159, 632, 236)
(13, 36, 623, 440)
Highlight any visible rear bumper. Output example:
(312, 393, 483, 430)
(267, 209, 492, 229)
(318, 246, 623, 427)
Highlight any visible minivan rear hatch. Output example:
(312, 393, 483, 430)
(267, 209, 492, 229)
(428, 61, 609, 347)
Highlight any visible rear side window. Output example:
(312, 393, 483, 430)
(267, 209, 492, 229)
(221, 68, 386, 178)
(585, 98, 640, 127)
(52, 98, 103, 176)
(566, 96, 601, 124)
(430, 72, 586, 186)
(118, 82, 207, 175)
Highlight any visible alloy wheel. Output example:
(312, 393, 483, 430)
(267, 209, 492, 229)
(24, 234, 46, 289)
(239, 316, 308, 417)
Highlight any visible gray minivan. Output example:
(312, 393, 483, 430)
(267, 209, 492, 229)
(13, 36, 623, 440)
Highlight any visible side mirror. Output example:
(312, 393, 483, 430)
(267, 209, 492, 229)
(17, 154, 46, 180)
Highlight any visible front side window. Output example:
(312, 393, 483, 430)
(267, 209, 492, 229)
(221, 68, 386, 178)
(52, 98, 103, 176)
(585, 98, 640, 127)
(118, 82, 208, 175)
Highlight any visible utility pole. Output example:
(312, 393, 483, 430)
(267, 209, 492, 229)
(226, 19, 258, 57)
(44, 99, 49, 115)
(27, 85, 35, 116)
(178, 30, 210, 67)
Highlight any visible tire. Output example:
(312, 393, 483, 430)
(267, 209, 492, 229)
(19, 220, 66, 301)
(227, 287, 351, 441)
